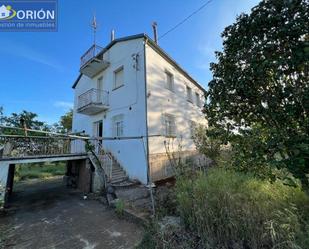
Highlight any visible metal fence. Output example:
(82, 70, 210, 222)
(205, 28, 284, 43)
(0, 135, 87, 158)
(80, 44, 103, 67)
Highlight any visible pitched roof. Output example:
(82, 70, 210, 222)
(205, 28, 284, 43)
(72, 33, 206, 93)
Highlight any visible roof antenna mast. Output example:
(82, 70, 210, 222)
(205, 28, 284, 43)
(91, 13, 97, 46)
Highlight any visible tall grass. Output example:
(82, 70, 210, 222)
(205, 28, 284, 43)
(14, 162, 66, 182)
(176, 169, 309, 249)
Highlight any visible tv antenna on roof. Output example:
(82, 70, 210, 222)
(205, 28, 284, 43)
(91, 13, 98, 45)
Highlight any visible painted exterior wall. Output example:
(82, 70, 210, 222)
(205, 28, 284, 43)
(145, 44, 207, 155)
(72, 38, 149, 184)
(72, 36, 207, 184)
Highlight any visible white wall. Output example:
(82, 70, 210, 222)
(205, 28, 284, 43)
(72, 38, 148, 184)
(145, 44, 207, 155)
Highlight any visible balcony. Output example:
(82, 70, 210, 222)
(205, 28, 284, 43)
(80, 44, 110, 78)
(77, 88, 109, 115)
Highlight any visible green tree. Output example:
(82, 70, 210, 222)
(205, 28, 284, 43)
(204, 0, 309, 185)
(59, 109, 73, 133)
(1, 110, 49, 135)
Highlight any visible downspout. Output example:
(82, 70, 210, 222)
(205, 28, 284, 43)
(143, 37, 150, 184)
(143, 37, 155, 215)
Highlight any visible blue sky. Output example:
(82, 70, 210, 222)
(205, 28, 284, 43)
(0, 0, 260, 124)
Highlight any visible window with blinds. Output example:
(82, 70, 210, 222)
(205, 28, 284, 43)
(114, 66, 124, 90)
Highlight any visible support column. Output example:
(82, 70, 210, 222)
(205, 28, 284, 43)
(6, 164, 15, 197)
(0, 162, 10, 208)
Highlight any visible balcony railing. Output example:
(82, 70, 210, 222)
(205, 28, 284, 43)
(77, 88, 109, 115)
(80, 44, 103, 68)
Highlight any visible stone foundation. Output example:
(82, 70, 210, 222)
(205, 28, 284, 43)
(149, 151, 211, 182)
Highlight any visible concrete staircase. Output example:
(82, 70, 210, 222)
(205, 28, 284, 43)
(92, 150, 153, 219)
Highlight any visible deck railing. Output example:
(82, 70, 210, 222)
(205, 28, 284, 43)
(0, 135, 87, 158)
(77, 88, 109, 110)
(80, 44, 103, 68)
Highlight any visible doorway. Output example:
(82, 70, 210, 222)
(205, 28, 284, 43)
(93, 120, 103, 152)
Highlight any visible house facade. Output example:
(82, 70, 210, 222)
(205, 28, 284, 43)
(72, 34, 207, 185)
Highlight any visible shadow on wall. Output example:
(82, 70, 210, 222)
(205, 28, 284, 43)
(149, 151, 211, 181)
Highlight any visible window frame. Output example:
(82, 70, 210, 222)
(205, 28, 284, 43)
(186, 86, 193, 103)
(195, 92, 201, 107)
(190, 120, 197, 138)
(113, 66, 124, 90)
(163, 113, 176, 138)
(165, 70, 174, 92)
(112, 114, 124, 137)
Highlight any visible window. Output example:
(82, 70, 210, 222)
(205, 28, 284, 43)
(112, 114, 124, 137)
(195, 92, 201, 107)
(165, 71, 174, 91)
(97, 77, 103, 90)
(186, 86, 192, 102)
(190, 121, 197, 138)
(163, 114, 176, 137)
(114, 66, 124, 89)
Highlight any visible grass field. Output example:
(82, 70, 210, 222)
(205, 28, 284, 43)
(14, 162, 66, 182)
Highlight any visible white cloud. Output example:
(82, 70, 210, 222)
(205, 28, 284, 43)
(0, 40, 64, 71)
(54, 101, 73, 110)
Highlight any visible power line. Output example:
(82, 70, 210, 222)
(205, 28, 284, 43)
(158, 0, 214, 40)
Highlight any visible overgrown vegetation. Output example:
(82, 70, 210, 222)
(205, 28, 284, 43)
(203, 0, 309, 187)
(14, 162, 66, 182)
(177, 169, 309, 249)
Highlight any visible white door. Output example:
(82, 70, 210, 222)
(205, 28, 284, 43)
(93, 120, 103, 152)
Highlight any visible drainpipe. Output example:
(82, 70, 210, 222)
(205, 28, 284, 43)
(143, 37, 155, 215)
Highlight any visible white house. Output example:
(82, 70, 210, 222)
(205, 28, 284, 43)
(0, 5, 10, 19)
(72, 33, 207, 185)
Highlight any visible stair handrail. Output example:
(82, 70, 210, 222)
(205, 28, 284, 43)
(96, 141, 113, 181)
(85, 139, 108, 189)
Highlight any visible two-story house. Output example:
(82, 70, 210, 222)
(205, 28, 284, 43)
(72, 33, 207, 185)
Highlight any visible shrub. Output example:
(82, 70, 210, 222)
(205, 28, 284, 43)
(115, 199, 125, 217)
(176, 168, 309, 249)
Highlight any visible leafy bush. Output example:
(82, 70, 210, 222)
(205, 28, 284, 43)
(176, 168, 309, 249)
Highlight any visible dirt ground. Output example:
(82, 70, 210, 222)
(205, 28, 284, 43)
(0, 177, 143, 249)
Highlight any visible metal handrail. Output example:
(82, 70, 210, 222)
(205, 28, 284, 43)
(77, 88, 109, 110)
(80, 44, 103, 67)
(92, 139, 113, 181)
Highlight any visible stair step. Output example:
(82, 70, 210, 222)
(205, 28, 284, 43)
(112, 172, 126, 178)
(110, 177, 128, 184)
(112, 168, 125, 173)
(115, 186, 150, 202)
(131, 198, 152, 209)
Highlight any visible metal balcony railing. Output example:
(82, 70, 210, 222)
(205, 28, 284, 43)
(80, 44, 103, 68)
(77, 88, 109, 110)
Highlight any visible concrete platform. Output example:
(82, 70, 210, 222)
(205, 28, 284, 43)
(0, 177, 143, 248)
